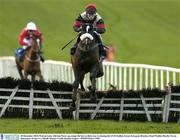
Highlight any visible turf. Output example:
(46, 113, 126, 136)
(0, 119, 180, 133)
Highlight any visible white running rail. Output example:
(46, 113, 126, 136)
(1, 56, 180, 90)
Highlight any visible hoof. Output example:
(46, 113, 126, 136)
(97, 71, 104, 78)
(90, 93, 97, 102)
(78, 90, 85, 94)
(81, 88, 85, 92)
(69, 103, 76, 111)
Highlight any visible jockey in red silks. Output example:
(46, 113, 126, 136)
(17, 22, 44, 62)
(71, 4, 107, 60)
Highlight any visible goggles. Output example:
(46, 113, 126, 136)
(86, 13, 95, 20)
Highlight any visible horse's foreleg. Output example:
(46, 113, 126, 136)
(90, 77, 96, 93)
(18, 68, 24, 79)
(15, 59, 24, 79)
(24, 72, 28, 80)
(79, 72, 85, 91)
(90, 76, 97, 101)
(39, 75, 44, 81)
(70, 72, 80, 110)
(90, 66, 99, 101)
(37, 71, 44, 81)
(90, 66, 99, 92)
(72, 79, 79, 101)
(72, 69, 80, 98)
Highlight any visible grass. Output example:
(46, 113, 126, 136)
(0, 0, 180, 68)
(0, 119, 180, 133)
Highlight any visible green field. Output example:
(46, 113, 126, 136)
(0, 0, 180, 67)
(1, 0, 180, 134)
(0, 119, 179, 133)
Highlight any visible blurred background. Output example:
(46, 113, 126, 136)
(0, 0, 179, 67)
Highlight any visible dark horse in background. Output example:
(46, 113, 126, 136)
(15, 34, 44, 82)
(71, 23, 104, 108)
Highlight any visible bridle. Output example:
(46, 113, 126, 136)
(79, 25, 98, 52)
(25, 37, 41, 62)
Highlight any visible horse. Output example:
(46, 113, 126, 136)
(71, 23, 104, 108)
(15, 34, 44, 82)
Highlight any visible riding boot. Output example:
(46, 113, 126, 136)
(20, 46, 30, 61)
(70, 43, 78, 55)
(97, 61, 104, 77)
(94, 33, 107, 61)
(20, 52, 25, 62)
(70, 36, 80, 55)
(15, 48, 25, 62)
(99, 43, 107, 61)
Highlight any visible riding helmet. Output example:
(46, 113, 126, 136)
(85, 4, 97, 15)
(26, 22, 37, 30)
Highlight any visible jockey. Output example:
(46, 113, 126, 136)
(71, 4, 106, 60)
(17, 22, 44, 62)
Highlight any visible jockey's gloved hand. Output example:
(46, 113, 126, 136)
(96, 28, 105, 34)
(23, 38, 31, 46)
(74, 26, 81, 32)
(22, 45, 29, 50)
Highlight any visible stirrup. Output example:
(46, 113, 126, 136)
(100, 56, 105, 62)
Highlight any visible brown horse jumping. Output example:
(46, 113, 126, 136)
(71, 23, 103, 108)
(15, 34, 44, 82)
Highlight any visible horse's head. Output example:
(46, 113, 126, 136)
(29, 33, 41, 53)
(78, 23, 97, 52)
(79, 33, 94, 51)
(24, 33, 41, 63)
